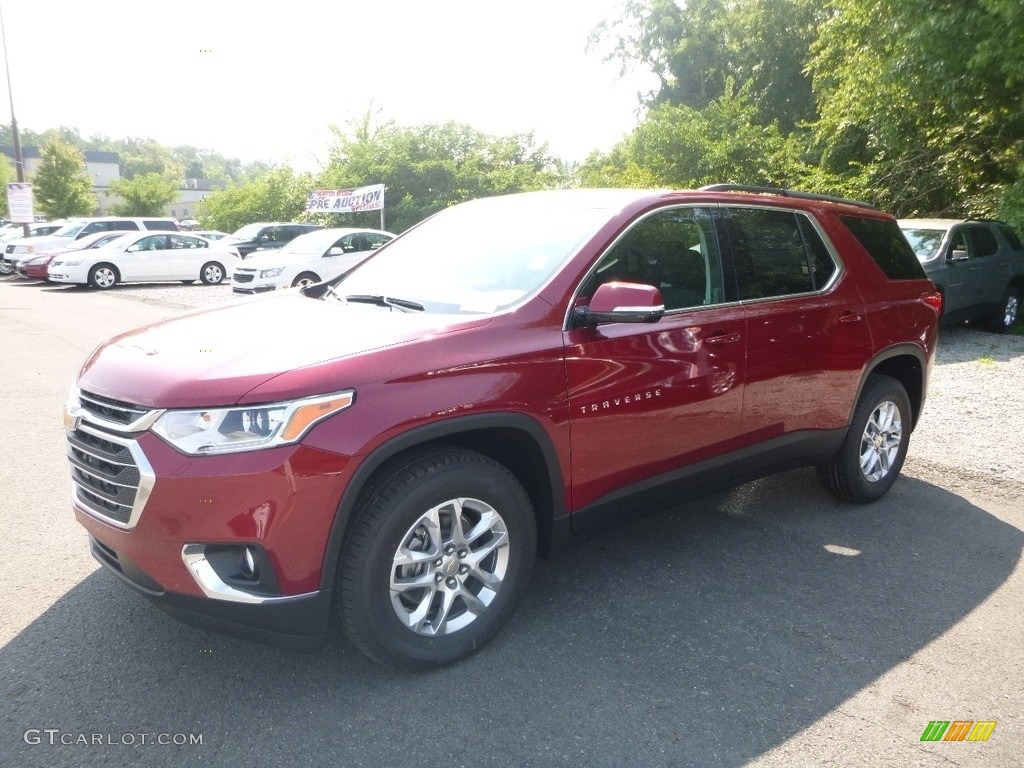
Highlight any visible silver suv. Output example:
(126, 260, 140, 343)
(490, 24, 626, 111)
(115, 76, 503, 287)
(900, 218, 1024, 332)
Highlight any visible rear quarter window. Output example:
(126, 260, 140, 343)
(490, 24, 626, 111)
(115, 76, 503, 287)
(840, 215, 926, 280)
(144, 220, 179, 231)
(997, 224, 1023, 251)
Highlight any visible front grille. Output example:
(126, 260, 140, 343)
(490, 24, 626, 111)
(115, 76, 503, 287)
(79, 389, 152, 427)
(233, 271, 255, 283)
(68, 425, 147, 526)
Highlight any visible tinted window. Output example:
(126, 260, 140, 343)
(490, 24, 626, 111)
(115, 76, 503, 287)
(144, 220, 178, 231)
(840, 215, 926, 280)
(998, 224, 1023, 250)
(581, 207, 724, 311)
(968, 226, 998, 257)
(726, 208, 821, 299)
(134, 235, 168, 251)
(115, 221, 141, 231)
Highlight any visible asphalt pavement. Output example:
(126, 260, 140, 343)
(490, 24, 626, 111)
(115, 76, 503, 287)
(1, 278, 1021, 768)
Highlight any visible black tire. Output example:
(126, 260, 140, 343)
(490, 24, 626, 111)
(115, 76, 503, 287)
(180, 280, 195, 284)
(200, 261, 225, 285)
(986, 286, 1020, 333)
(88, 263, 119, 290)
(817, 375, 911, 503)
(337, 447, 536, 669)
(291, 272, 321, 288)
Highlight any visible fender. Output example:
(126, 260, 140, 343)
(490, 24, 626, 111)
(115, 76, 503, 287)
(318, 412, 568, 590)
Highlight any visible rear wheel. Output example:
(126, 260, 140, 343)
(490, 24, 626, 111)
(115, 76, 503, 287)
(818, 375, 911, 503)
(986, 286, 1020, 333)
(292, 271, 321, 288)
(88, 264, 119, 290)
(200, 261, 225, 285)
(337, 447, 536, 669)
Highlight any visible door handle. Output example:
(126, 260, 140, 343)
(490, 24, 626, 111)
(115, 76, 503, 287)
(707, 331, 741, 345)
(838, 311, 863, 324)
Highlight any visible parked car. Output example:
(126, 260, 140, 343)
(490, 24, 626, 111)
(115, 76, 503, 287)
(6, 216, 180, 260)
(18, 231, 131, 280)
(64, 186, 940, 669)
(231, 228, 395, 294)
(899, 218, 1024, 332)
(222, 222, 323, 258)
(0, 222, 63, 274)
(48, 232, 238, 289)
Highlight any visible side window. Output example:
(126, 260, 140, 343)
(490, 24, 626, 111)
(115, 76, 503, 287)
(134, 235, 167, 251)
(80, 222, 104, 235)
(581, 207, 723, 311)
(114, 221, 140, 231)
(726, 208, 823, 299)
(949, 227, 970, 257)
(997, 224, 1023, 250)
(261, 227, 285, 243)
(144, 220, 177, 231)
(968, 226, 998, 258)
(367, 233, 391, 249)
(170, 235, 205, 249)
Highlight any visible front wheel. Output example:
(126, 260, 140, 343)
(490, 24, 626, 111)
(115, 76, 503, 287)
(337, 448, 536, 669)
(818, 375, 911, 503)
(291, 272, 321, 288)
(88, 263, 119, 290)
(986, 286, 1020, 333)
(200, 261, 225, 285)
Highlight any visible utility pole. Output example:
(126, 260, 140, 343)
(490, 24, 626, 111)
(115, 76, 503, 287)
(0, 0, 29, 236)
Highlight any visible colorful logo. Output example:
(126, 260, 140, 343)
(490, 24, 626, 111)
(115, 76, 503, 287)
(920, 721, 996, 742)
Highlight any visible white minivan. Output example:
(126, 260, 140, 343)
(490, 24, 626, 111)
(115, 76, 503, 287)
(230, 228, 394, 294)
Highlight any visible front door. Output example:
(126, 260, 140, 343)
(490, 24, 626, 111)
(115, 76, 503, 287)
(565, 206, 746, 528)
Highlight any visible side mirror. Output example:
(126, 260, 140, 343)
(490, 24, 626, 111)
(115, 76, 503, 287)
(326, 246, 343, 256)
(949, 248, 968, 261)
(573, 281, 665, 326)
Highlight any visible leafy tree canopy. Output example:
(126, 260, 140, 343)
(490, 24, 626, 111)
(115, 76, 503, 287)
(32, 139, 97, 219)
(108, 172, 179, 216)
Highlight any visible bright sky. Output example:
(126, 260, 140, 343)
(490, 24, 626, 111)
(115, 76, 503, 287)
(0, 0, 657, 171)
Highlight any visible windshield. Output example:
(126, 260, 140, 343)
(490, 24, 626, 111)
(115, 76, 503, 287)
(332, 196, 612, 314)
(277, 230, 341, 257)
(230, 223, 267, 240)
(901, 227, 946, 261)
(52, 222, 87, 238)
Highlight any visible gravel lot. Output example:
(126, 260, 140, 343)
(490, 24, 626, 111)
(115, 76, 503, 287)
(13, 277, 1024, 500)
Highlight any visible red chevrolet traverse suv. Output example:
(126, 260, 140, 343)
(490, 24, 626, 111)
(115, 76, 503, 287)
(65, 186, 941, 668)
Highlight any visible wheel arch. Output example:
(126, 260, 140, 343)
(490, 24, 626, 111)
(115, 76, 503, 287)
(855, 345, 927, 430)
(319, 413, 566, 591)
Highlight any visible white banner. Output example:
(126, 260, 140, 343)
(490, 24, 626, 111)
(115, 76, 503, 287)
(307, 184, 384, 213)
(7, 182, 34, 223)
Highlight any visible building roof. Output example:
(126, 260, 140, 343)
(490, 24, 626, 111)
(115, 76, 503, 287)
(0, 145, 120, 164)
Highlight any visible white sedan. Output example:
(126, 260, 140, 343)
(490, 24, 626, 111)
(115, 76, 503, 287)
(48, 232, 240, 289)
(230, 228, 394, 294)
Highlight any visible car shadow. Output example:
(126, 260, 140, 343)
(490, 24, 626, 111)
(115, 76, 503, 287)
(2, 469, 1021, 767)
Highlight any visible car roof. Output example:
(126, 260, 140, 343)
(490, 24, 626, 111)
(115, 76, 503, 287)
(898, 219, 964, 229)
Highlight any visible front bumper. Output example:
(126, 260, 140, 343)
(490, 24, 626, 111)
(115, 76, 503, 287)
(88, 534, 332, 651)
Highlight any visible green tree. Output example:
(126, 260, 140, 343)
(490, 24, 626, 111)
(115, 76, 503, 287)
(32, 139, 97, 219)
(319, 113, 568, 233)
(808, 0, 1024, 217)
(108, 172, 179, 216)
(196, 167, 313, 233)
(592, 0, 823, 131)
(579, 82, 806, 189)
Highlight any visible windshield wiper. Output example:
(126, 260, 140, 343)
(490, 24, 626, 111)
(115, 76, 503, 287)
(343, 294, 425, 312)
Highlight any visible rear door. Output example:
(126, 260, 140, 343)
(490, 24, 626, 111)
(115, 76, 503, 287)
(168, 234, 211, 279)
(718, 206, 873, 467)
(565, 206, 747, 525)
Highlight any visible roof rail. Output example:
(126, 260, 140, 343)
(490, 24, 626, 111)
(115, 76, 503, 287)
(698, 184, 878, 211)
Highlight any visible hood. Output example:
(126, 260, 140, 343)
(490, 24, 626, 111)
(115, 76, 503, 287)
(79, 292, 491, 408)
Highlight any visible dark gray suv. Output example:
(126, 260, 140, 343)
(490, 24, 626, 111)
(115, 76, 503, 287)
(223, 222, 323, 259)
(900, 218, 1024, 332)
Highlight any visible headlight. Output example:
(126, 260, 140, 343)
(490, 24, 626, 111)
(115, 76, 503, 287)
(151, 390, 355, 455)
(259, 267, 285, 278)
